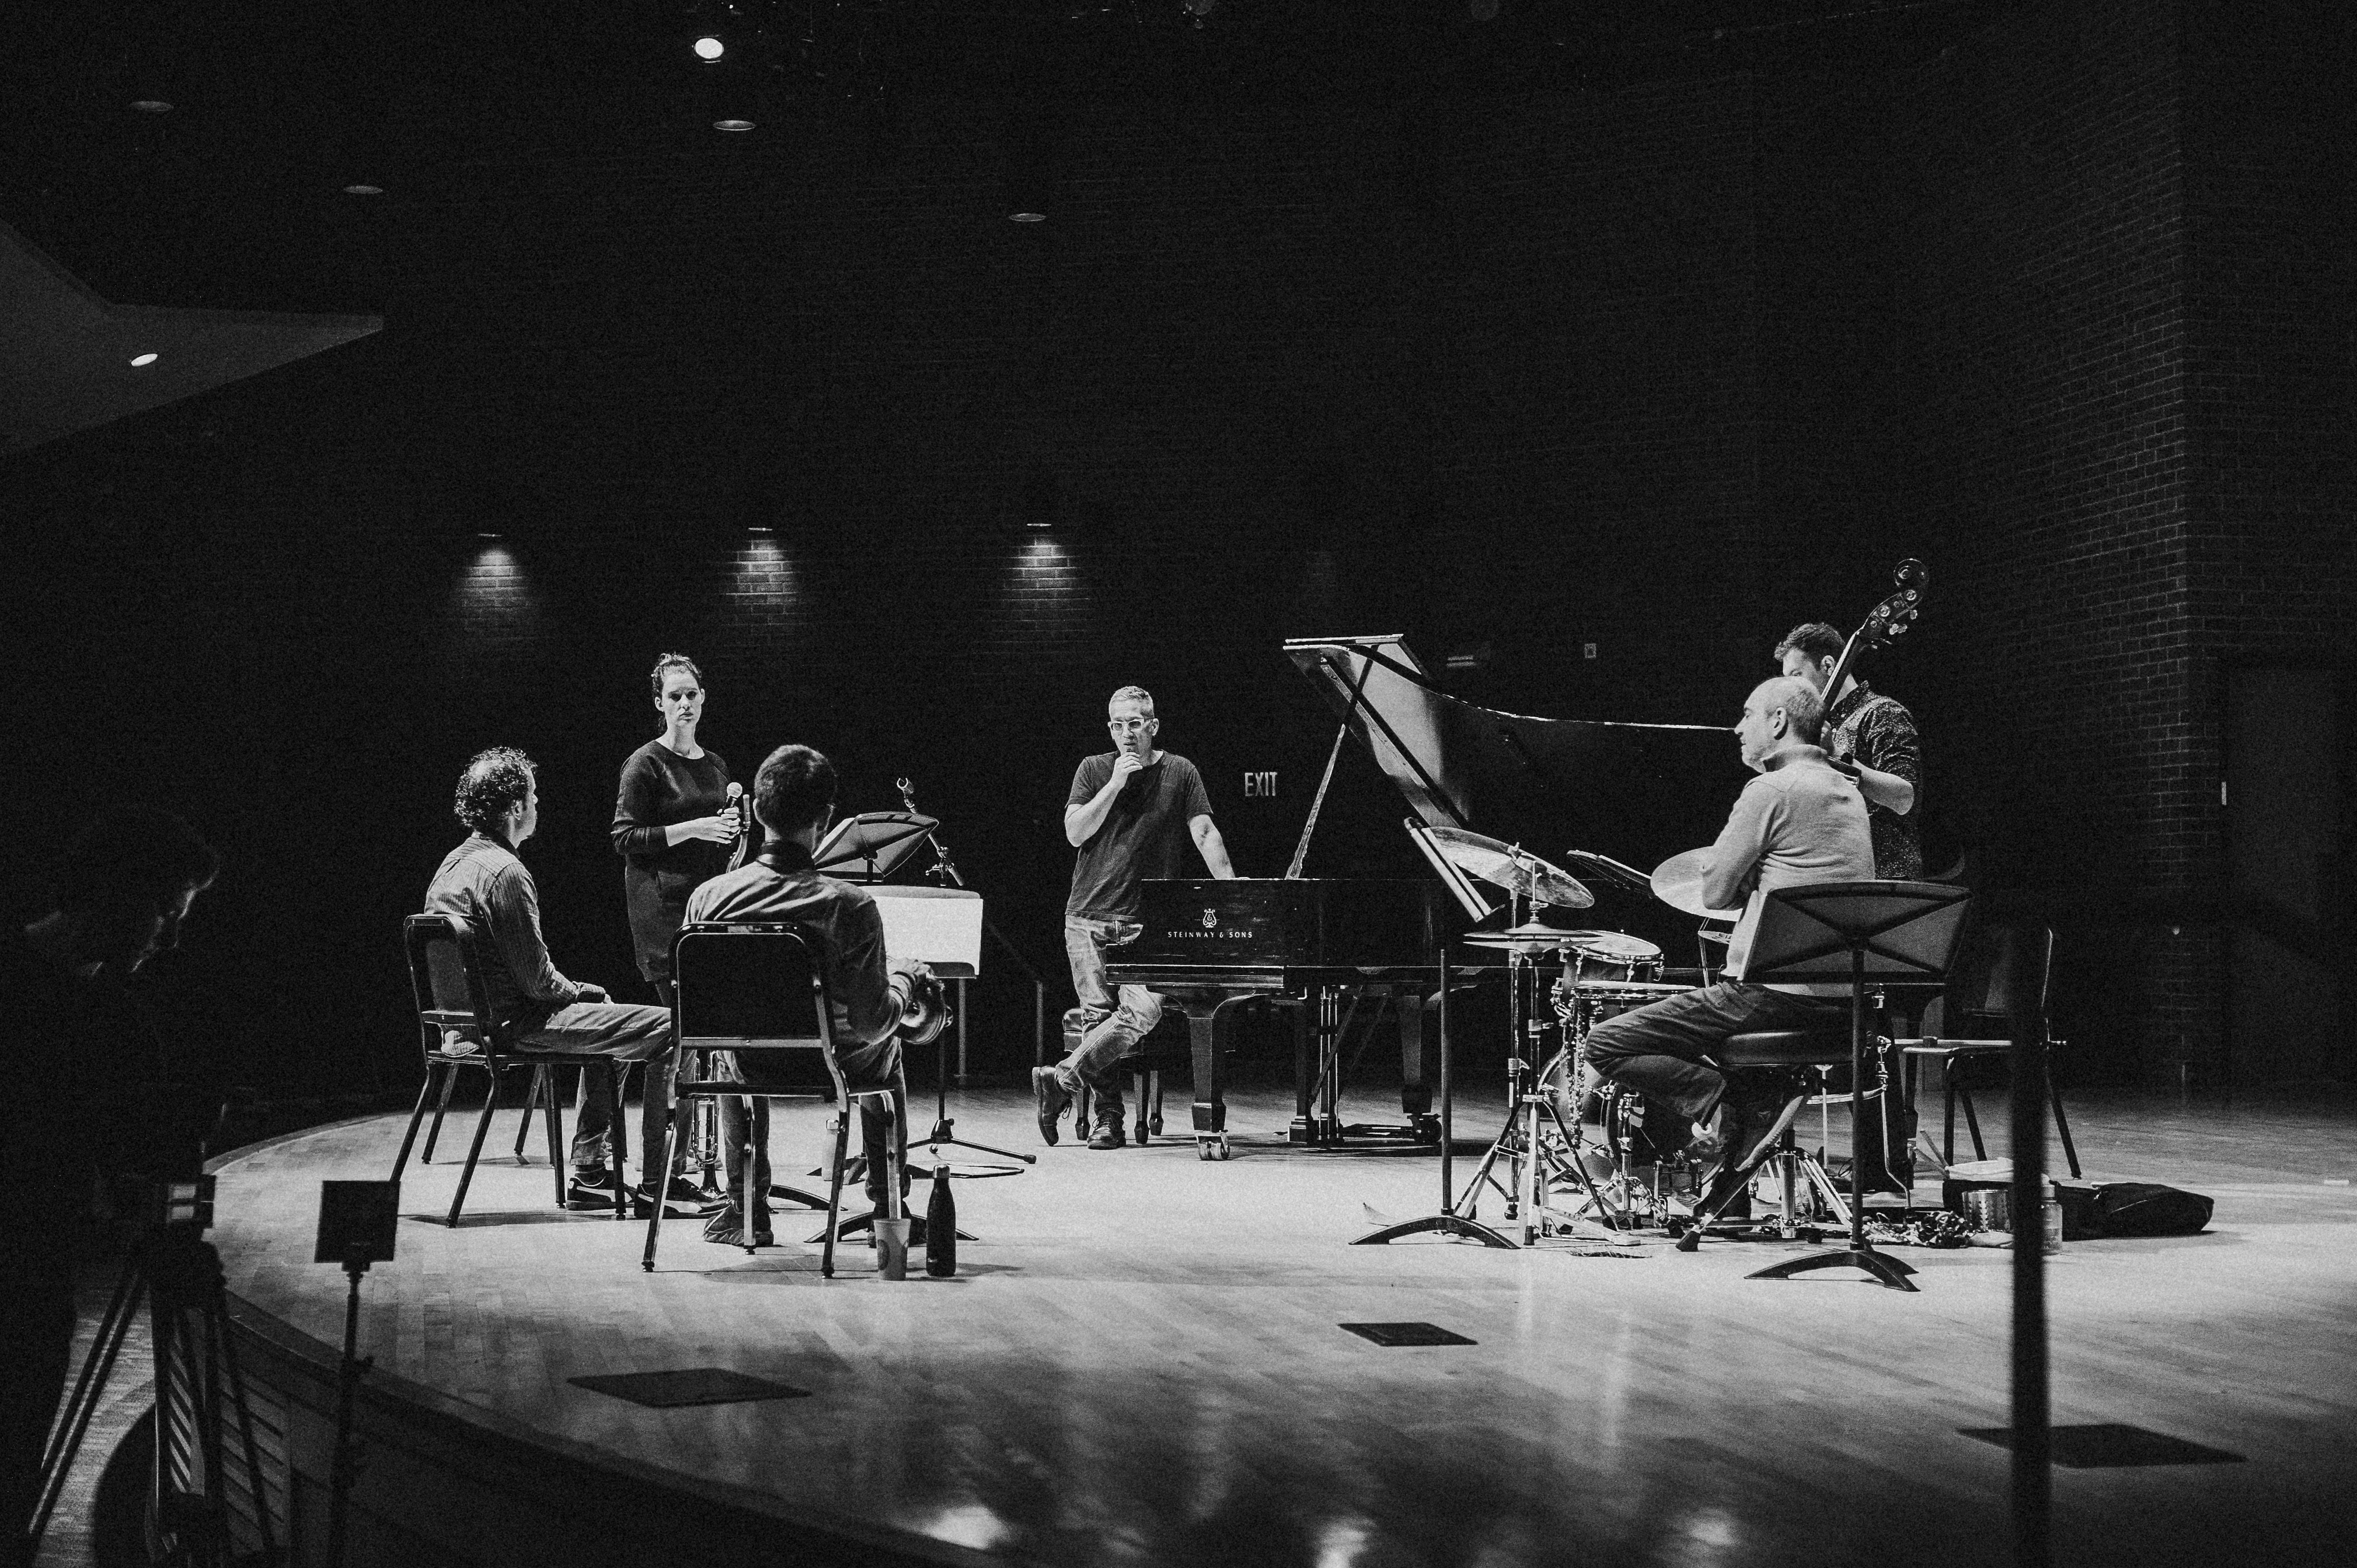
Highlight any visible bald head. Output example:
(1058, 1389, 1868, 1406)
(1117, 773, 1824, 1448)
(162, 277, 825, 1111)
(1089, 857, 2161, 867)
(1734, 675, 1826, 773)
(1752, 676, 1824, 745)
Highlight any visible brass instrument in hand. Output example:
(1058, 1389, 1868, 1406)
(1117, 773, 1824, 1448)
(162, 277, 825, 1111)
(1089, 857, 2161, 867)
(893, 968, 953, 1046)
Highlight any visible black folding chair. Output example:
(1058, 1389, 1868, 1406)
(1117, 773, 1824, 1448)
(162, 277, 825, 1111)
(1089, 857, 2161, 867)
(642, 923, 900, 1276)
(395, 914, 629, 1225)
(1903, 920, 2082, 1178)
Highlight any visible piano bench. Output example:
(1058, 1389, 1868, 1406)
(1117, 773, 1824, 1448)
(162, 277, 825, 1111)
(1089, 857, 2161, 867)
(1065, 1012, 1192, 1146)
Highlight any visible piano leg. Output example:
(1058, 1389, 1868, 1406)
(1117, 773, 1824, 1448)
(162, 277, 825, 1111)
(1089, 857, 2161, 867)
(1185, 998, 1246, 1161)
(1290, 995, 1317, 1145)
(1400, 989, 1441, 1143)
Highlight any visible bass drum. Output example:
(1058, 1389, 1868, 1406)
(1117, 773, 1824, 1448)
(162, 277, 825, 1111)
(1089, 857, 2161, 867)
(1549, 982, 1693, 1170)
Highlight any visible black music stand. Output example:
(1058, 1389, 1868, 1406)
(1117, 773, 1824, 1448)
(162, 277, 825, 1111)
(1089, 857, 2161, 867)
(1352, 822, 1515, 1248)
(1738, 881, 1971, 1291)
(815, 812, 939, 883)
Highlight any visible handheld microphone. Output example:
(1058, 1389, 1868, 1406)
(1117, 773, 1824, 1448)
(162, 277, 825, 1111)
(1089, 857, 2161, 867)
(724, 781, 743, 830)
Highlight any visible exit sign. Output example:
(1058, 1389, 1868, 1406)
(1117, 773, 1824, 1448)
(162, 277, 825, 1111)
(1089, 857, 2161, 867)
(1243, 771, 1278, 797)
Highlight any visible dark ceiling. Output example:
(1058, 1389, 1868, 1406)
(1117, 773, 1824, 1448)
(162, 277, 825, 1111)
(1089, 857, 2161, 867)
(2, 1, 2007, 320)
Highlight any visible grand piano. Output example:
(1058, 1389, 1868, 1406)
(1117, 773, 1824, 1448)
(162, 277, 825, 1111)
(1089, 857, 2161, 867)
(1108, 634, 1738, 1160)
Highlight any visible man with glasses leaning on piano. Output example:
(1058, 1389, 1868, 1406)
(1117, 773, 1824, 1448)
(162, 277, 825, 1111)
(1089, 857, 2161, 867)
(1033, 685, 1236, 1151)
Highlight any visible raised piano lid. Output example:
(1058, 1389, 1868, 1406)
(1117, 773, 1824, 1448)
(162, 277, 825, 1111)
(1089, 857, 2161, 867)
(1281, 634, 1742, 914)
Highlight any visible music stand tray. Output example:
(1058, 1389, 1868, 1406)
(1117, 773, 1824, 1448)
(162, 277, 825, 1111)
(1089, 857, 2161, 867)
(814, 812, 937, 883)
(1738, 881, 1971, 1292)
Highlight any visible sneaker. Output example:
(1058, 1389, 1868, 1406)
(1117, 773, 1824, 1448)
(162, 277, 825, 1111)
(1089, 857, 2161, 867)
(703, 1207, 773, 1248)
(639, 1175, 721, 1213)
(1031, 1066, 1072, 1146)
(566, 1169, 621, 1210)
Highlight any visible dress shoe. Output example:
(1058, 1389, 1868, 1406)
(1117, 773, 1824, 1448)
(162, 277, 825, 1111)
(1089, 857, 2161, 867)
(1031, 1066, 1072, 1146)
(1087, 1116, 1127, 1151)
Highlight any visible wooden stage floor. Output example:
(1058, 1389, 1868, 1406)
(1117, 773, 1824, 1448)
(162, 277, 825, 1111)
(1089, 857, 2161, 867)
(210, 1082, 2357, 1568)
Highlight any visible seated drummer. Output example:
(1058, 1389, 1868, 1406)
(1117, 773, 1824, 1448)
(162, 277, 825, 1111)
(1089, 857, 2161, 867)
(1583, 675, 1873, 1203)
(680, 744, 925, 1247)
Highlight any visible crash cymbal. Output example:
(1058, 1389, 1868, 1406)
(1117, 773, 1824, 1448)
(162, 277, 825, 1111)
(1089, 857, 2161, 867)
(1463, 923, 1582, 955)
(1649, 847, 1743, 922)
(1427, 826, 1594, 910)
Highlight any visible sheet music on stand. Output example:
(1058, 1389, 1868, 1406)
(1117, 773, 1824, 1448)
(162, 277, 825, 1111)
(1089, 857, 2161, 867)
(813, 812, 939, 884)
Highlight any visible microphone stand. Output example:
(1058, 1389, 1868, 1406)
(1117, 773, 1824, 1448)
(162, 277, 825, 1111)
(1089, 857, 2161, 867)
(896, 777, 1034, 1170)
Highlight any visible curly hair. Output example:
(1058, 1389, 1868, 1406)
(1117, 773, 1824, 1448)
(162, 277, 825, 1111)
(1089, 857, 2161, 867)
(454, 748, 536, 836)
(649, 652, 704, 701)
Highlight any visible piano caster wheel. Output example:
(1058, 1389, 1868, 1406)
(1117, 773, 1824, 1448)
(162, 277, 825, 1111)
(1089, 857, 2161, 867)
(1413, 1115, 1441, 1144)
(1195, 1137, 1231, 1162)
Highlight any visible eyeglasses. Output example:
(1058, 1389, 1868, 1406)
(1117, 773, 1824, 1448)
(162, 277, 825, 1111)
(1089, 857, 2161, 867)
(1106, 718, 1153, 734)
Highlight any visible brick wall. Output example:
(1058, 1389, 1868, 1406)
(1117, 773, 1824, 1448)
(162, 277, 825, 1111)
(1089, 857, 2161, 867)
(8, 1, 2350, 1096)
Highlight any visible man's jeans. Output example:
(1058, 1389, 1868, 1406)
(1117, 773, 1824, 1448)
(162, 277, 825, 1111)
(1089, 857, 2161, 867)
(1055, 917, 1164, 1112)
(1581, 982, 1848, 1122)
(713, 1036, 908, 1214)
(512, 1000, 672, 1176)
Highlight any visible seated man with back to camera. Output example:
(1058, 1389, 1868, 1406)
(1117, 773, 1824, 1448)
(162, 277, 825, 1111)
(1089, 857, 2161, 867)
(424, 748, 676, 1210)
(680, 743, 926, 1248)
(1581, 675, 1874, 1211)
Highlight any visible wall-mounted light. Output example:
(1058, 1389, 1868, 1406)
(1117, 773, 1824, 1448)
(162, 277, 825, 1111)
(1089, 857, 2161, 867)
(693, 36, 725, 61)
(128, 352, 159, 367)
(714, 118, 755, 132)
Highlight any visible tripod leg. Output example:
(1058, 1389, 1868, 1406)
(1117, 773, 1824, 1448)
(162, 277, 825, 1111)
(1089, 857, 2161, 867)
(30, 1267, 145, 1545)
(214, 1309, 279, 1564)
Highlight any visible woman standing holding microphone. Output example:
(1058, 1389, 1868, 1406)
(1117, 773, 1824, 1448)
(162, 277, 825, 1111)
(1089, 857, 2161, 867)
(611, 652, 742, 1206)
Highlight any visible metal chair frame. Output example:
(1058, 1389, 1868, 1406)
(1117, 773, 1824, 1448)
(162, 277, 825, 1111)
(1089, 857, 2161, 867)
(395, 914, 630, 1226)
(1902, 922, 2081, 1178)
(642, 923, 899, 1276)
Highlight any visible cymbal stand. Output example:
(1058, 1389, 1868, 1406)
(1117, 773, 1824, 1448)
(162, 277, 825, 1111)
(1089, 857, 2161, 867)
(1449, 919, 1627, 1245)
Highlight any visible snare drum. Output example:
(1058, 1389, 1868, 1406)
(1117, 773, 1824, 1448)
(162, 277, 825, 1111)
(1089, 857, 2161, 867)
(1557, 930, 1665, 987)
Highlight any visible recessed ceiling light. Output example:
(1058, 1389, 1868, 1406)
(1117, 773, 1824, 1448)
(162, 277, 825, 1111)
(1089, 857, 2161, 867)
(342, 184, 383, 196)
(1009, 211, 1046, 223)
(714, 118, 755, 132)
(694, 37, 724, 61)
(129, 352, 159, 366)
(131, 100, 172, 114)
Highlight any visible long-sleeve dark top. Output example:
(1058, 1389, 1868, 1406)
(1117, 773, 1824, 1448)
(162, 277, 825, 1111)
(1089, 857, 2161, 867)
(611, 739, 733, 982)
(423, 833, 591, 1027)
(1824, 680, 1923, 880)
(683, 844, 915, 1070)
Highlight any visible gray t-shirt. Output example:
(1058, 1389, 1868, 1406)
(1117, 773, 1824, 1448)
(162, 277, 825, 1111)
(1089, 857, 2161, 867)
(1065, 752, 1214, 923)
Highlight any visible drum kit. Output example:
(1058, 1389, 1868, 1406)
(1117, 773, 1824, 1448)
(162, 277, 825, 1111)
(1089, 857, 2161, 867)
(1431, 826, 1731, 1244)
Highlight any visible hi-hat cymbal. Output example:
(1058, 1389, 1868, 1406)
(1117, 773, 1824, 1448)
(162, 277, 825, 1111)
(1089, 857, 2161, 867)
(1427, 826, 1593, 910)
(1463, 923, 1581, 955)
(1650, 847, 1743, 921)
(1557, 930, 1664, 963)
